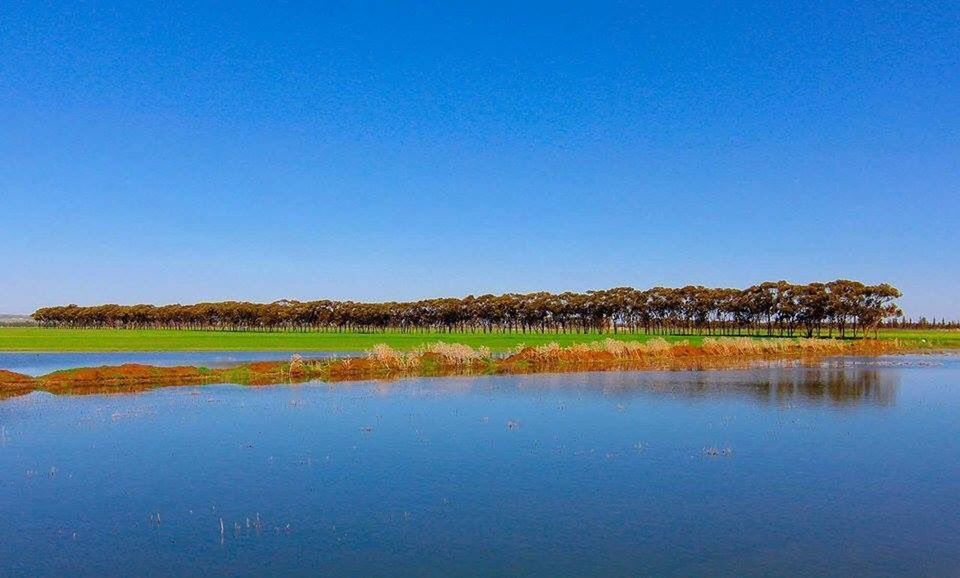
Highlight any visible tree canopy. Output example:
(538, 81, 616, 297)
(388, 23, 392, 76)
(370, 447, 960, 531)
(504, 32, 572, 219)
(33, 280, 902, 338)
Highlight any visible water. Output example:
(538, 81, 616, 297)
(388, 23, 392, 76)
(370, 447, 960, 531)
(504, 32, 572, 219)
(1, 355, 958, 577)
(0, 351, 351, 377)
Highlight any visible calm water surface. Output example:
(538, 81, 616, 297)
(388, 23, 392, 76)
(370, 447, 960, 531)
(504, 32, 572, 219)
(1, 355, 958, 577)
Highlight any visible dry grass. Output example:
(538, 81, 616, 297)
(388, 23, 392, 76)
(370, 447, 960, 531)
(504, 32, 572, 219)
(366, 342, 492, 369)
(0, 336, 901, 399)
(288, 354, 306, 376)
(505, 336, 891, 364)
(700, 337, 851, 356)
(366, 343, 413, 369)
(508, 337, 685, 362)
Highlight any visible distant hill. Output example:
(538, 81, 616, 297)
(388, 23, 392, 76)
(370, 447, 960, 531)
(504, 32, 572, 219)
(0, 314, 36, 326)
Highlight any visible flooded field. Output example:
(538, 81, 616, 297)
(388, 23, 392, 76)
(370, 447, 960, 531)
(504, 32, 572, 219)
(1, 355, 958, 576)
(0, 351, 350, 377)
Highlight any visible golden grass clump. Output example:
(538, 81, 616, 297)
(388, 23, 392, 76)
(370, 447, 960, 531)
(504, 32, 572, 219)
(413, 342, 491, 366)
(511, 337, 682, 363)
(700, 337, 852, 356)
(505, 336, 865, 364)
(519, 342, 561, 360)
(366, 344, 418, 370)
(288, 353, 305, 376)
(593, 337, 677, 358)
(634, 337, 674, 356)
(366, 342, 492, 369)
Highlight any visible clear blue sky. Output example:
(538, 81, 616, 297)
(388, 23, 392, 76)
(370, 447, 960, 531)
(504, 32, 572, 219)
(2, 1, 958, 318)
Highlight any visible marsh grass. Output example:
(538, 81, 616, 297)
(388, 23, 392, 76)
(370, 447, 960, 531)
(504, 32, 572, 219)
(366, 342, 492, 370)
(0, 337, 902, 398)
(700, 337, 855, 356)
(504, 336, 880, 364)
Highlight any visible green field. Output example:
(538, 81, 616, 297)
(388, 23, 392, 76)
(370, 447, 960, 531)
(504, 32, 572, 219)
(1, 327, 957, 352)
(868, 329, 960, 348)
(0, 327, 707, 352)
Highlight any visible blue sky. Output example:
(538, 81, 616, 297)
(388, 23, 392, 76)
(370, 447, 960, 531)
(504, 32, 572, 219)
(1, 1, 958, 317)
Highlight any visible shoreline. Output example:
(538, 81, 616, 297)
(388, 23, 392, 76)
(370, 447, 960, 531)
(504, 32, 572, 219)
(0, 337, 922, 400)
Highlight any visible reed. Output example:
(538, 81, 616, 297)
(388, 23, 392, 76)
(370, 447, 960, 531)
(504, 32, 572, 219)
(504, 336, 889, 364)
(366, 342, 492, 369)
(700, 337, 852, 356)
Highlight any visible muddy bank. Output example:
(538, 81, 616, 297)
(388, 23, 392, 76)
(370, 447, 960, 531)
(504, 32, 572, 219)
(0, 338, 905, 399)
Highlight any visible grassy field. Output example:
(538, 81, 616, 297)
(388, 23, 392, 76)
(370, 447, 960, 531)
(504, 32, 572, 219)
(0, 327, 957, 352)
(0, 328, 708, 352)
(870, 329, 960, 348)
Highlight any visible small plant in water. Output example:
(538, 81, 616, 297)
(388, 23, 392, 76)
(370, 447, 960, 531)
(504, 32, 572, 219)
(288, 354, 305, 376)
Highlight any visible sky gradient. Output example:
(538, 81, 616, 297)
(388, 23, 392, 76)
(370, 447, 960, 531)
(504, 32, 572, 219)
(2, 1, 958, 318)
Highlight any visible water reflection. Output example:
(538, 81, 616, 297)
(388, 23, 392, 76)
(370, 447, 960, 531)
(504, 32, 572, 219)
(342, 359, 900, 409)
(0, 356, 902, 408)
(769, 366, 895, 406)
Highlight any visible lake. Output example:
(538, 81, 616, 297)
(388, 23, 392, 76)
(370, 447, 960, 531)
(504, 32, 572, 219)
(1, 355, 958, 576)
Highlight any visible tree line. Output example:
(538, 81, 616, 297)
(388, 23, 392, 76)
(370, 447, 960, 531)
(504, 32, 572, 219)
(32, 280, 901, 338)
(884, 317, 959, 330)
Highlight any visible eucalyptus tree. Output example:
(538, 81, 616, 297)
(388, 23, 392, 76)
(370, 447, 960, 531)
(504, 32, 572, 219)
(33, 280, 903, 336)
